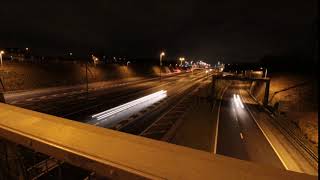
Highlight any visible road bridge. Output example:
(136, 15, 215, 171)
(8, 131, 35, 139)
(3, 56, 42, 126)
(213, 75, 271, 106)
(0, 103, 316, 179)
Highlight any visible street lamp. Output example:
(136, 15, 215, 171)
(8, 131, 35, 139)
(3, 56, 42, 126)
(160, 52, 165, 81)
(260, 67, 268, 78)
(179, 57, 185, 66)
(0, 51, 5, 67)
(264, 68, 268, 78)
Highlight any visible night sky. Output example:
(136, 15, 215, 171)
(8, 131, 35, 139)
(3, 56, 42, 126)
(0, 0, 317, 63)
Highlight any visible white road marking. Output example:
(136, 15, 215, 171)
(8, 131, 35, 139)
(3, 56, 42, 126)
(10, 100, 18, 104)
(239, 91, 289, 170)
(213, 86, 229, 154)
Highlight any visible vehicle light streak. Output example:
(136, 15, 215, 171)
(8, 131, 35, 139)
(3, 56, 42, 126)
(236, 94, 244, 108)
(233, 94, 239, 108)
(92, 90, 167, 120)
(233, 94, 244, 109)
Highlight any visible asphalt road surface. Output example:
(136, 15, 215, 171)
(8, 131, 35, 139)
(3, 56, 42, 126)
(4, 70, 208, 125)
(217, 82, 284, 169)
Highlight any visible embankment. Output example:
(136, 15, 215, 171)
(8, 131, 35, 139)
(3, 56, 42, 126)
(249, 73, 318, 146)
(0, 61, 172, 92)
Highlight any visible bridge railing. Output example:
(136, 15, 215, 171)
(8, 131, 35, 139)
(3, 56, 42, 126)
(0, 103, 316, 179)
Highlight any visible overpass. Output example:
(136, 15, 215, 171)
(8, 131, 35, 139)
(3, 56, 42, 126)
(213, 75, 271, 106)
(0, 103, 316, 179)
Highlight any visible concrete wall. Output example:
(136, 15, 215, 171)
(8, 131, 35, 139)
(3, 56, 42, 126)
(249, 81, 266, 104)
(0, 62, 172, 92)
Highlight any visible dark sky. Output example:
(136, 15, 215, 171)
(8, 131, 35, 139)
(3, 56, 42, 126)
(0, 0, 317, 63)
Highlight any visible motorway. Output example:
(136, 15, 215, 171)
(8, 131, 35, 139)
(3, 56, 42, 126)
(2, 69, 212, 179)
(4, 70, 209, 128)
(216, 82, 284, 169)
(4, 72, 286, 170)
(2, 71, 318, 178)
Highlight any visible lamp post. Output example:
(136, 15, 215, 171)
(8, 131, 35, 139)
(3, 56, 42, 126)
(0, 51, 4, 67)
(179, 57, 185, 66)
(260, 67, 268, 78)
(160, 52, 165, 81)
(86, 60, 89, 99)
(264, 68, 268, 78)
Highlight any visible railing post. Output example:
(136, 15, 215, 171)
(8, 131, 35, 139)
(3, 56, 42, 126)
(0, 139, 25, 179)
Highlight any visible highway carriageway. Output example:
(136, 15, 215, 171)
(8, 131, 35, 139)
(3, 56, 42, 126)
(3, 70, 203, 121)
(212, 82, 318, 176)
(0, 70, 211, 178)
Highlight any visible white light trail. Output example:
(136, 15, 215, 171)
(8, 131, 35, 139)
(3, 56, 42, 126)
(233, 94, 239, 108)
(236, 94, 244, 109)
(233, 94, 244, 109)
(92, 90, 167, 120)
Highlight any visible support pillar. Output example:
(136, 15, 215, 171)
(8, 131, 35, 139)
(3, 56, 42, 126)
(263, 80, 270, 106)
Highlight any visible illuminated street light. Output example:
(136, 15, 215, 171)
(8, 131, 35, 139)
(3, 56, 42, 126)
(259, 67, 268, 78)
(92, 54, 99, 64)
(0, 50, 5, 67)
(264, 68, 268, 78)
(179, 57, 185, 66)
(160, 52, 165, 81)
(160, 52, 165, 66)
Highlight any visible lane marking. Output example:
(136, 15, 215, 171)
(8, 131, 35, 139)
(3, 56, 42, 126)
(239, 90, 289, 170)
(213, 86, 229, 154)
(240, 132, 244, 139)
(10, 100, 18, 104)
